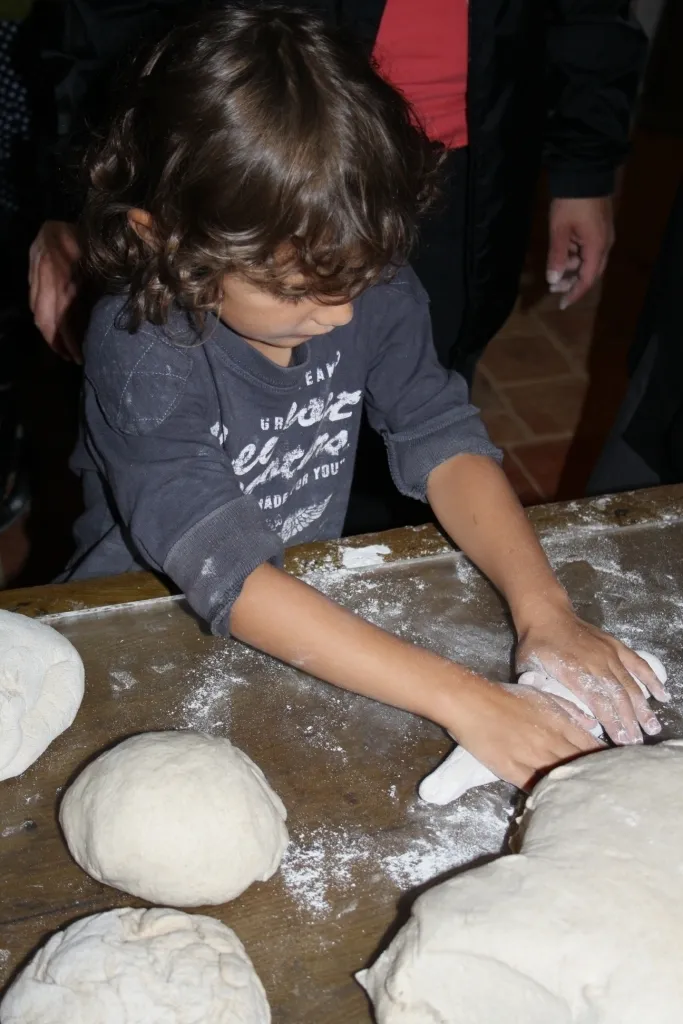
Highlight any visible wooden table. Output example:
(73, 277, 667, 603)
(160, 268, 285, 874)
(1, 485, 683, 1021)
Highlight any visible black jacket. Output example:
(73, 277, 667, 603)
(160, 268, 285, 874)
(623, 179, 683, 483)
(39, 0, 646, 351)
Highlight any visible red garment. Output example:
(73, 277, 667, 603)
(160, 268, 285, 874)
(373, 0, 468, 150)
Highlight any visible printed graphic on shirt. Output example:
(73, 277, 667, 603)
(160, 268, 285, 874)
(210, 422, 229, 444)
(280, 495, 332, 542)
(215, 351, 363, 542)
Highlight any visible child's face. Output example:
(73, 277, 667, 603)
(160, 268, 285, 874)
(220, 273, 354, 353)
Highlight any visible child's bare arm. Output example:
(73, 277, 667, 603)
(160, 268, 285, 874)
(229, 562, 600, 790)
(427, 453, 668, 742)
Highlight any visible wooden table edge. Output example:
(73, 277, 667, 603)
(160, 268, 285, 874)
(2, 484, 682, 619)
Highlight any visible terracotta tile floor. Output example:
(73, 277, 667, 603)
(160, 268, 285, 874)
(475, 288, 596, 505)
(1, 128, 682, 588)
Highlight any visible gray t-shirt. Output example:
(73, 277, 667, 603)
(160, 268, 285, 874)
(68, 267, 499, 634)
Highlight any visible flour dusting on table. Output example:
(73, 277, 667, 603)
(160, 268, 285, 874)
(281, 790, 511, 918)
(176, 652, 248, 731)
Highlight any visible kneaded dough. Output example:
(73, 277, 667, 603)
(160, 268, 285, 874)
(418, 649, 667, 806)
(359, 741, 683, 1023)
(0, 906, 270, 1023)
(60, 730, 288, 905)
(0, 610, 84, 782)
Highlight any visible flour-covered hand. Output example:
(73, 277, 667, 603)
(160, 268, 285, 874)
(516, 605, 670, 745)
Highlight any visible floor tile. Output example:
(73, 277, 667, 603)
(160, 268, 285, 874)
(506, 439, 574, 501)
(503, 377, 588, 438)
(494, 306, 542, 339)
(531, 282, 603, 315)
(502, 450, 544, 506)
(471, 369, 504, 413)
(479, 331, 573, 386)
(481, 410, 530, 447)
(535, 307, 596, 370)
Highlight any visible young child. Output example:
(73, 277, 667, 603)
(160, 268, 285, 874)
(67, 5, 667, 789)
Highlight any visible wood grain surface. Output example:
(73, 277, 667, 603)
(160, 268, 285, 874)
(1, 484, 682, 1020)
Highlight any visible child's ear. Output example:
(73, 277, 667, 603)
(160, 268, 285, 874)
(128, 208, 156, 246)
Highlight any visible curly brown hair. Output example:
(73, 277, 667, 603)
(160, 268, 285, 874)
(81, 4, 444, 328)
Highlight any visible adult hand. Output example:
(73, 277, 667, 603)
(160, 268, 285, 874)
(516, 604, 670, 746)
(546, 196, 614, 309)
(29, 220, 83, 362)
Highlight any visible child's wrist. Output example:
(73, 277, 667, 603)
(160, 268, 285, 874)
(426, 661, 497, 736)
(510, 583, 574, 636)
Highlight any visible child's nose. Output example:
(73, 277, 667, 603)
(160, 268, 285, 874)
(316, 302, 354, 328)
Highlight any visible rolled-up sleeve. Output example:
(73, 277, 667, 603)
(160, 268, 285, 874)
(364, 272, 501, 501)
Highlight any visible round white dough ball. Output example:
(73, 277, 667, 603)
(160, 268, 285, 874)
(60, 731, 288, 905)
(0, 610, 84, 782)
(0, 906, 270, 1024)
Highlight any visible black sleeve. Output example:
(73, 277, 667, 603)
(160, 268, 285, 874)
(44, 0, 330, 221)
(544, 0, 647, 199)
(44, 0, 190, 221)
(83, 319, 282, 635)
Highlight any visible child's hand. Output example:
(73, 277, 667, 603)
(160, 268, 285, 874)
(451, 679, 604, 791)
(515, 605, 670, 745)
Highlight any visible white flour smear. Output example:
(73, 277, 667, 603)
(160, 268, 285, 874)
(109, 669, 137, 692)
(176, 651, 248, 731)
(340, 544, 391, 569)
(281, 792, 510, 918)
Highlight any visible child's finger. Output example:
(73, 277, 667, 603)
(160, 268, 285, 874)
(606, 660, 661, 739)
(548, 693, 602, 740)
(580, 676, 641, 745)
(619, 646, 670, 703)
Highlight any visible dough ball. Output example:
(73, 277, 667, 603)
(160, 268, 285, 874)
(359, 742, 683, 1024)
(60, 731, 288, 905)
(0, 906, 270, 1023)
(0, 610, 84, 782)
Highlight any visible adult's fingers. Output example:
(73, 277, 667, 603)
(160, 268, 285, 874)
(32, 272, 60, 345)
(546, 222, 572, 282)
(56, 319, 84, 364)
(560, 236, 604, 309)
(29, 246, 42, 316)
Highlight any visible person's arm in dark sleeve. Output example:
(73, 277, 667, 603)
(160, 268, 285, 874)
(30, 0, 185, 355)
(544, 0, 647, 199)
(543, 2, 647, 307)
